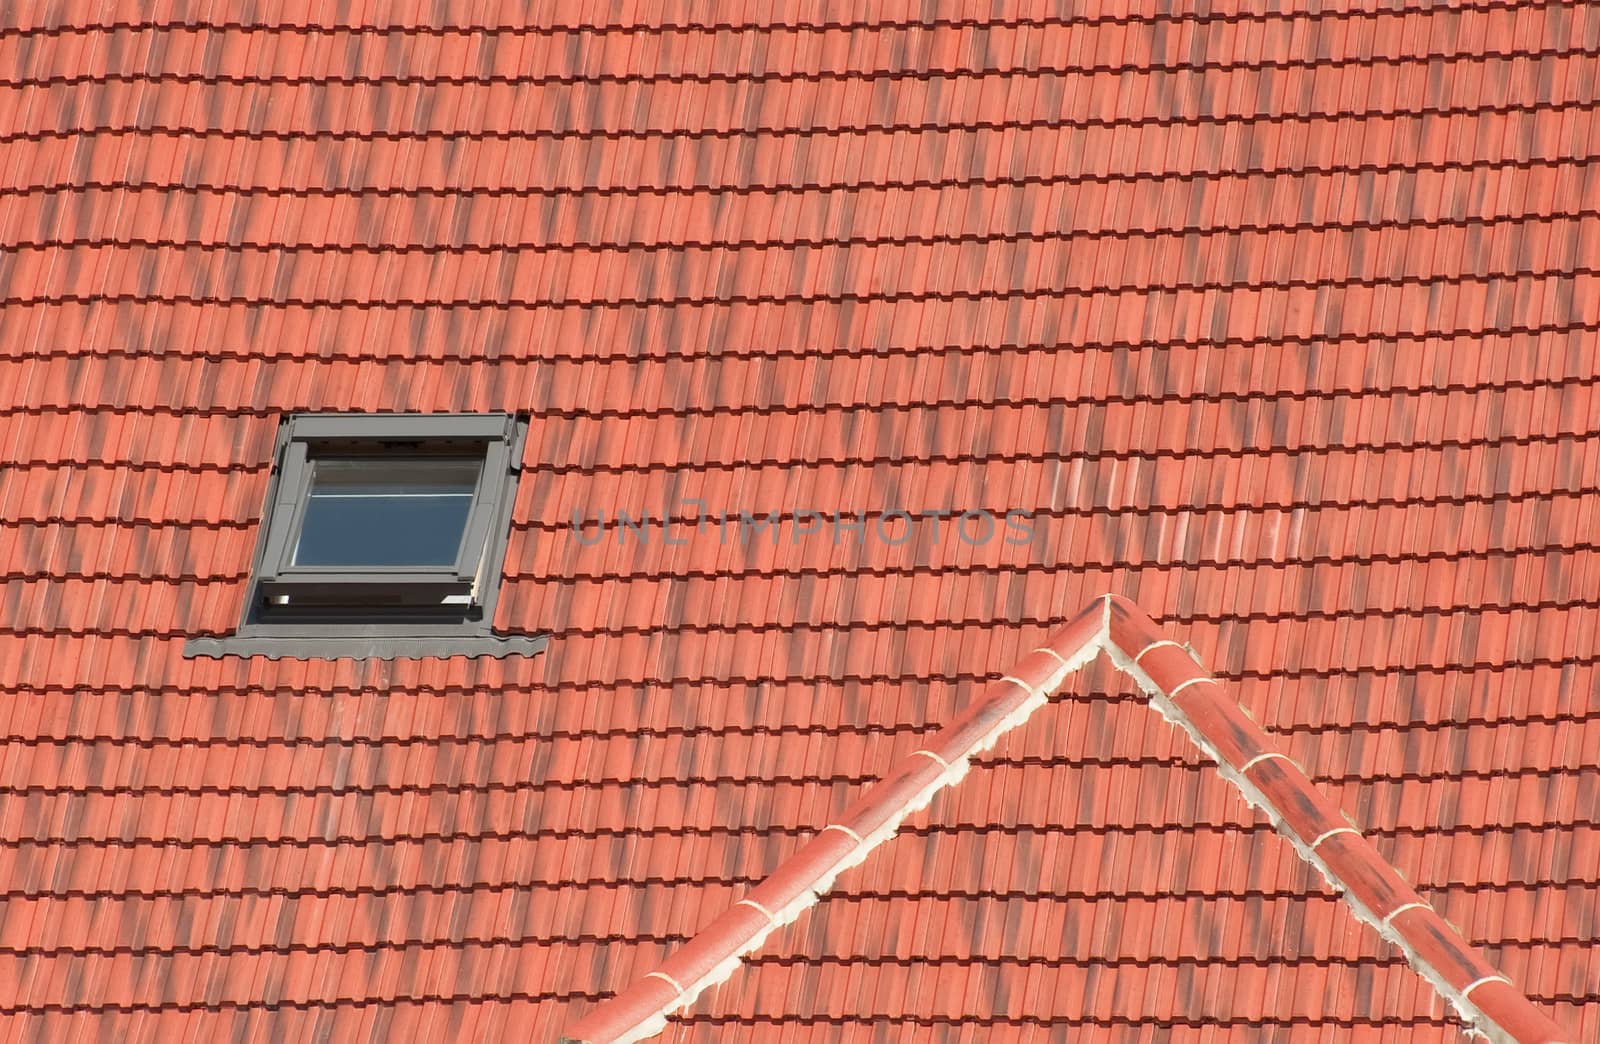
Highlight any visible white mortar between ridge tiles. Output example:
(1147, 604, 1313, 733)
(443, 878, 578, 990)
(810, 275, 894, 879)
(603, 615, 1530, 1044)
(772, 671, 1075, 942)
(967, 688, 1049, 760)
(1055, 636, 1106, 680)
(690, 951, 762, 1006)
(1095, 638, 1518, 1044)
(1386, 930, 1491, 1030)
(1102, 637, 1137, 673)
(607, 620, 1107, 1044)
(1382, 901, 1429, 928)
(1208, 761, 1279, 830)
(1138, 688, 1500, 1038)
(1132, 639, 1186, 662)
(645, 915, 789, 1037)
(1119, 654, 1356, 902)
(1462, 975, 1513, 997)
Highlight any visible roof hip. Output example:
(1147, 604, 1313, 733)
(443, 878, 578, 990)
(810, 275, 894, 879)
(562, 594, 1572, 1044)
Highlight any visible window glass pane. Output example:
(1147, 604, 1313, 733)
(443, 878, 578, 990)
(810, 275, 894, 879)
(293, 459, 481, 567)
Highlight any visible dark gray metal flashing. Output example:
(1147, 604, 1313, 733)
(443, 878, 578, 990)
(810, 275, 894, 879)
(183, 633, 549, 660)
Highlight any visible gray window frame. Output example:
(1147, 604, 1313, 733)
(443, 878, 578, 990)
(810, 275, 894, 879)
(184, 412, 545, 661)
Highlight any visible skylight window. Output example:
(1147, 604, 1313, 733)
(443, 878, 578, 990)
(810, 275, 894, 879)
(184, 412, 544, 660)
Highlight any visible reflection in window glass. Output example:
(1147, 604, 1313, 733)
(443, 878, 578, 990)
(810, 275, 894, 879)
(293, 459, 481, 567)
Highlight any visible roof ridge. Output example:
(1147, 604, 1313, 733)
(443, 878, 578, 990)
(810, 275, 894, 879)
(561, 595, 1571, 1044)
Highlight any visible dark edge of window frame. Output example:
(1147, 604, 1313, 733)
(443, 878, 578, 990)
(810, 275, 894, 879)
(183, 412, 545, 662)
(256, 423, 510, 594)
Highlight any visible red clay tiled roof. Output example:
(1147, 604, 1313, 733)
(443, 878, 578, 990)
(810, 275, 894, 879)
(2, 2, 1597, 1041)
(566, 596, 1572, 1043)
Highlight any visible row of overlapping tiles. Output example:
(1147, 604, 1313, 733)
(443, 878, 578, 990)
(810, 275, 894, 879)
(3, 225, 1596, 306)
(5, 580, 1600, 674)
(0, 843, 1588, 947)
(0, 652, 1592, 727)
(8, 545, 1600, 622)
(0, 941, 1576, 1018)
(4, 55, 1592, 140)
(3, 586, 1598, 674)
(3, 384, 1595, 477)
(6, 340, 1592, 408)
(0, 945, 1533, 1027)
(4, 395, 1594, 471)
(2, 288, 1593, 360)
(0, 739, 1590, 843)
(0, 611, 1593, 685)
(6, 499, 1597, 574)
(0, 898, 1573, 999)
(4, 5, 1587, 83)
(1, 163, 1590, 250)
(0, 817, 1583, 908)
(4, 0, 1586, 30)
(6, 219, 1594, 299)
(4, 119, 1590, 195)
(2, 701, 1595, 790)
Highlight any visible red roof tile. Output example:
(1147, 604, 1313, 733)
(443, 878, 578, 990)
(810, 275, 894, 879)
(1, 0, 1597, 1040)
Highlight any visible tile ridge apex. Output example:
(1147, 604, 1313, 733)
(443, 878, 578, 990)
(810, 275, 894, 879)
(561, 595, 1109, 1043)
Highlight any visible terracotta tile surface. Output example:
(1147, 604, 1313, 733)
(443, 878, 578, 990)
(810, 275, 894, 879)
(1, 1, 1597, 1041)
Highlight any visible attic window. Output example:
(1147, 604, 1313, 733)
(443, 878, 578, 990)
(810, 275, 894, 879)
(183, 413, 546, 661)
